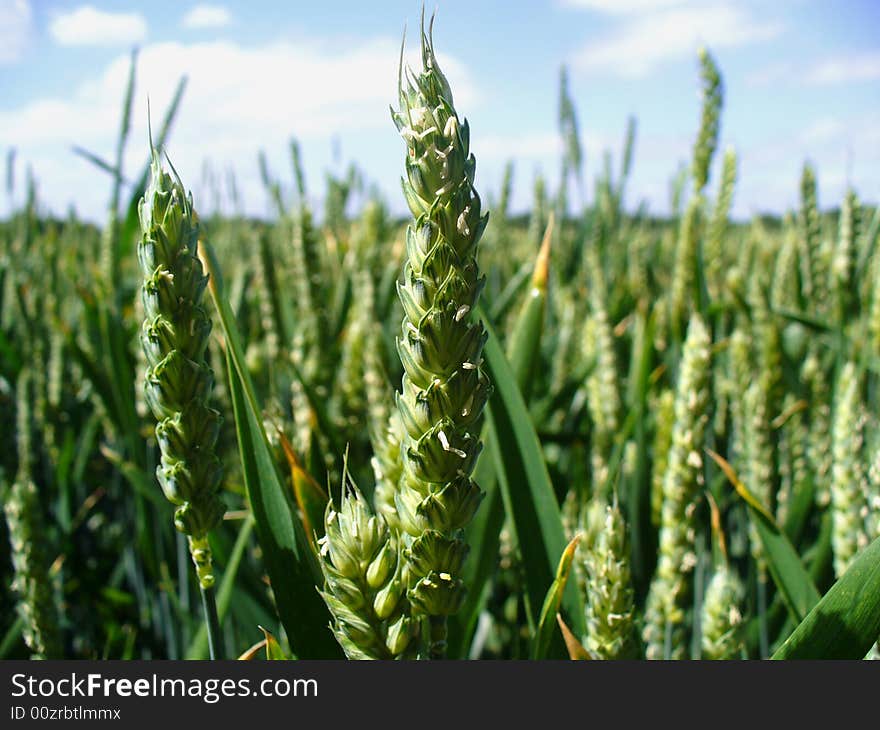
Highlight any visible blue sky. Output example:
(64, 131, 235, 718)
(0, 0, 878, 222)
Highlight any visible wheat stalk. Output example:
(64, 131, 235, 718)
(830, 362, 870, 577)
(4, 370, 61, 659)
(643, 315, 712, 659)
(390, 16, 491, 657)
(138, 147, 225, 588)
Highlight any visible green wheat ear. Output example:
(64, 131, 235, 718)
(692, 47, 723, 195)
(643, 315, 712, 659)
(5, 370, 61, 659)
(701, 563, 745, 660)
(830, 361, 869, 578)
(318, 474, 418, 660)
(390, 15, 491, 657)
(581, 499, 638, 660)
(138, 146, 225, 589)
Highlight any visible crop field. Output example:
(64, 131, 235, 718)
(1, 13, 879, 662)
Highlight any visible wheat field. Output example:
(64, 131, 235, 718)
(1, 13, 879, 661)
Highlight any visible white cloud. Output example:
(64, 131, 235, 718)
(478, 132, 561, 162)
(0, 0, 33, 64)
(476, 127, 662, 213)
(748, 51, 880, 88)
(0, 36, 476, 220)
(744, 61, 790, 88)
(478, 129, 620, 164)
(739, 114, 880, 216)
(806, 52, 880, 85)
(561, 0, 685, 13)
(182, 5, 232, 29)
(572, 3, 782, 77)
(49, 5, 147, 48)
(797, 117, 846, 146)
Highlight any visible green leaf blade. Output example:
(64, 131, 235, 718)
(479, 305, 585, 647)
(203, 240, 341, 659)
(773, 535, 880, 659)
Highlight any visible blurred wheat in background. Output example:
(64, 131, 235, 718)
(1, 6, 880, 660)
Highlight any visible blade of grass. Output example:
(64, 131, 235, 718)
(0, 616, 24, 658)
(202, 239, 341, 659)
(479, 303, 585, 644)
(238, 639, 267, 661)
(773, 535, 880, 659)
(278, 430, 328, 552)
(260, 627, 289, 660)
(71, 146, 122, 180)
(556, 614, 594, 660)
(708, 449, 820, 623)
(532, 535, 580, 659)
(225, 348, 339, 658)
(626, 307, 656, 597)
